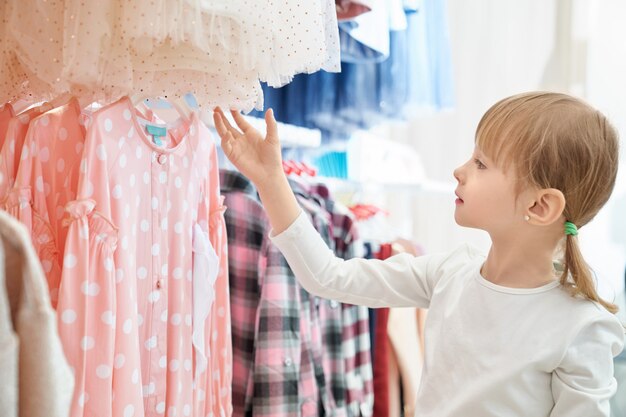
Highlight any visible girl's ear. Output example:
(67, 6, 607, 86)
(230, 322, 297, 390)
(527, 188, 566, 225)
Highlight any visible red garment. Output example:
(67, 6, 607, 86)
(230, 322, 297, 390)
(371, 243, 393, 417)
(336, 0, 372, 21)
(372, 307, 390, 417)
(377, 243, 393, 261)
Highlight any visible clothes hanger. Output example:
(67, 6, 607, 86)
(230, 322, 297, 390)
(8, 98, 32, 114)
(168, 96, 194, 121)
(49, 92, 75, 109)
(139, 96, 192, 124)
(130, 92, 150, 108)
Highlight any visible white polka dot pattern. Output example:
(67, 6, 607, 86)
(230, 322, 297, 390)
(56, 98, 232, 417)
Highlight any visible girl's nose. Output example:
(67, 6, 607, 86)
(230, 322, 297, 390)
(453, 165, 462, 183)
(454, 158, 471, 183)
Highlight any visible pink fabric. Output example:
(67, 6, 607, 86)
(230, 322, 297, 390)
(58, 96, 231, 417)
(0, 103, 15, 147)
(7, 98, 86, 307)
(7, 98, 155, 308)
(0, 104, 50, 205)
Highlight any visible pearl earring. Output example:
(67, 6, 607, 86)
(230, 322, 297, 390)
(524, 215, 530, 221)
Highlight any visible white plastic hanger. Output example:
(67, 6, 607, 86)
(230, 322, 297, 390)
(138, 96, 193, 124)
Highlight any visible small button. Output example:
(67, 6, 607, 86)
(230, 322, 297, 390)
(157, 154, 167, 165)
(301, 399, 316, 416)
(156, 279, 163, 289)
(283, 357, 293, 367)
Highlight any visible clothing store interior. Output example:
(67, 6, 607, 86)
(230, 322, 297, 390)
(1, 0, 625, 416)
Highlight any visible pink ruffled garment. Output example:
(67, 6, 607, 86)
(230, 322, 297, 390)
(58, 96, 231, 417)
(7, 97, 157, 308)
(0, 103, 15, 146)
(5, 98, 86, 307)
(0, 103, 53, 207)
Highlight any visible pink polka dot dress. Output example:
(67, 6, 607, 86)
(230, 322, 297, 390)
(7, 98, 156, 309)
(0, 103, 52, 205)
(57, 96, 232, 417)
(6, 97, 87, 308)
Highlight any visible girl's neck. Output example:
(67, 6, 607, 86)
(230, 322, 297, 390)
(482, 236, 559, 289)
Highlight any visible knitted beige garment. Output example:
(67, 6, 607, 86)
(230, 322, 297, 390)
(0, 210, 74, 417)
(0, 231, 17, 417)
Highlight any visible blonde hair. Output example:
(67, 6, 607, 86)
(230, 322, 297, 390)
(475, 92, 620, 313)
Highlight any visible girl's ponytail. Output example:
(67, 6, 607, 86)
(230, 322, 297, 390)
(561, 230, 618, 314)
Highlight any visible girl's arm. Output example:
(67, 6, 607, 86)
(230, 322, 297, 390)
(550, 315, 624, 416)
(213, 108, 300, 235)
(212, 108, 469, 307)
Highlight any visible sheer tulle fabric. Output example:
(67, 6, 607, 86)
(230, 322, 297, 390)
(0, 0, 340, 111)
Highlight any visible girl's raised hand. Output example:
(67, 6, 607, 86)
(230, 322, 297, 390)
(212, 107, 284, 189)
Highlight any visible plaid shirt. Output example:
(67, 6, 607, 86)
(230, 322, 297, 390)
(292, 184, 347, 417)
(309, 183, 374, 417)
(292, 179, 374, 417)
(221, 170, 321, 417)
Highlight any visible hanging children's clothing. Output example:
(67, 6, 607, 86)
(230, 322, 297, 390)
(221, 169, 374, 417)
(0, 103, 53, 205)
(4, 98, 87, 307)
(1, 0, 341, 112)
(336, 0, 373, 21)
(0, 103, 14, 145)
(56, 96, 231, 417)
(0, 209, 74, 417)
(5, 97, 156, 308)
(221, 169, 323, 417)
(303, 182, 374, 417)
(386, 307, 422, 417)
(0, 236, 15, 417)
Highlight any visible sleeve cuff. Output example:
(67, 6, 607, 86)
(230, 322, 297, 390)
(269, 209, 338, 281)
(268, 210, 308, 240)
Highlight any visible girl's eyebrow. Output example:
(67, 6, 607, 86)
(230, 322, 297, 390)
(473, 147, 486, 159)
(476, 145, 493, 158)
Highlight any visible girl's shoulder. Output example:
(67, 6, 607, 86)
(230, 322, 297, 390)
(419, 243, 485, 286)
(431, 243, 485, 272)
(551, 288, 625, 353)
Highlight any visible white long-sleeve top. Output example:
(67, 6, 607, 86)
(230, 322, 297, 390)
(270, 211, 625, 417)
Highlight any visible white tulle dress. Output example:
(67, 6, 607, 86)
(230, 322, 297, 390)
(0, 0, 340, 111)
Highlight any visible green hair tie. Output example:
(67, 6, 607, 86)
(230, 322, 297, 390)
(564, 221, 578, 236)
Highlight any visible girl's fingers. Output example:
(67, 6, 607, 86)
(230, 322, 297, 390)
(221, 134, 234, 157)
(230, 109, 255, 134)
(214, 107, 242, 138)
(264, 108, 279, 144)
(212, 109, 229, 138)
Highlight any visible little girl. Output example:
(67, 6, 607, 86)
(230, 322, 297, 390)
(213, 91, 625, 416)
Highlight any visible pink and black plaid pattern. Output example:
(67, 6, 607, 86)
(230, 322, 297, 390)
(222, 170, 321, 417)
(295, 193, 348, 417)
(310, 183, 375, 417)
(293, 180, 373, 417)
(223, 170, 373, 417)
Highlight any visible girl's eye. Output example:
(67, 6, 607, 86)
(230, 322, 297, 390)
(474, 158, 486, 169)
